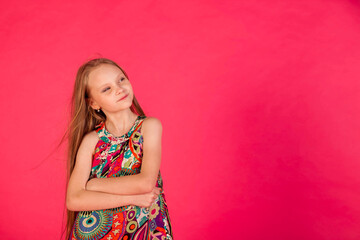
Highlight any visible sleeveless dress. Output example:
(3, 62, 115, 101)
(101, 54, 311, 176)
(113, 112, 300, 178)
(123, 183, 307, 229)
(70, 115, 173, 240)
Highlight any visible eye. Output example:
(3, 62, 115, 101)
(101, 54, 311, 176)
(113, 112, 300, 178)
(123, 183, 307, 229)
(102, 87, 110, 92)
(119, 77, 125, 82)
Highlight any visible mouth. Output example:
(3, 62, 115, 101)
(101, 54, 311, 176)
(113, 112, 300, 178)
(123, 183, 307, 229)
(117, 94, 128, 102)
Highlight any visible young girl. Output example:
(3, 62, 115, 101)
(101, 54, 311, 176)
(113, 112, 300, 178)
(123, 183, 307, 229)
(64, 58, 173, 240)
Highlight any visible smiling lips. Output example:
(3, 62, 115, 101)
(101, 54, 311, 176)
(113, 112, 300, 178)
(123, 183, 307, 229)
(118, 94, 128, 102)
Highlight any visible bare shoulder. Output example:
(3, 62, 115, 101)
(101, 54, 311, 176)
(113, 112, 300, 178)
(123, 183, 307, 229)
(141, 116, 163, 136)
(81, 130, 99, 154)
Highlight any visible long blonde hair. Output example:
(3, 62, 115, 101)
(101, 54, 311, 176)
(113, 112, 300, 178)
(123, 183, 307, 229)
(60, 57, 145, 240)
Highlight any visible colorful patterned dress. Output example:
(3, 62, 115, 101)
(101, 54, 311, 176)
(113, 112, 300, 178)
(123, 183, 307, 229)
(70, 115, 173, 240)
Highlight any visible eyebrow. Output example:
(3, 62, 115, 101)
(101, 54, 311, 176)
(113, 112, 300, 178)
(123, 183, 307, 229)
(98, 73, 123, 89)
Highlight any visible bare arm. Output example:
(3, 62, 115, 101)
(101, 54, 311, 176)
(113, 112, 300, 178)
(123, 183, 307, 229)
(85, 117, 162, 195)
(66, 131, 157, 211)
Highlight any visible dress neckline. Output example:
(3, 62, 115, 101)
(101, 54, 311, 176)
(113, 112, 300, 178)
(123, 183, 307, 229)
(104, 115, 141, 138)
(95, 115, 143, 144)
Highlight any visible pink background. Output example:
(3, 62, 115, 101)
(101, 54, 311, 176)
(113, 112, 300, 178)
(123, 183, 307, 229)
(1, 0, 360, 239)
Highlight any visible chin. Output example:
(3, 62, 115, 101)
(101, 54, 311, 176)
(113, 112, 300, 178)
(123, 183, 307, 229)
(118, 101, 132, 109)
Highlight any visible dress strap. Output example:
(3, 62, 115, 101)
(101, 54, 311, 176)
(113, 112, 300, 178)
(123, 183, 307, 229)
(129, 115, 146, 137)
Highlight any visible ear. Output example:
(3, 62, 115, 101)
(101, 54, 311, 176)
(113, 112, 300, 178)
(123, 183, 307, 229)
(87, 97, 100, 110)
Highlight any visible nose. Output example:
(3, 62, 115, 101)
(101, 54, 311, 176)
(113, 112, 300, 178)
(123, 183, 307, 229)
(115, 85, 124, 95)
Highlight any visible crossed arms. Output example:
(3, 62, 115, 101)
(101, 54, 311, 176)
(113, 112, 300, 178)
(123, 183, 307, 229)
(66, 117, 162, 211)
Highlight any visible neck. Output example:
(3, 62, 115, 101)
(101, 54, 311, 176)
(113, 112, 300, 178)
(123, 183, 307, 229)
(104, 109, 139, 136)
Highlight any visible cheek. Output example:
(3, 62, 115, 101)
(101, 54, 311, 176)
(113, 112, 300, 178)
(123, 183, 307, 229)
(128, 91, 134, 99)
(102, 96, 115, 106)
(125, 86, 133, 95)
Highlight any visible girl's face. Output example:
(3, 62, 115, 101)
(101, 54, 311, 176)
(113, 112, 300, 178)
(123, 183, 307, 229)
(87, 64, 133, 113)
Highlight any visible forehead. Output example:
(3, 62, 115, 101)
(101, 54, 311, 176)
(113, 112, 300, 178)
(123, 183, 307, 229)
(88, 64, 124, 88)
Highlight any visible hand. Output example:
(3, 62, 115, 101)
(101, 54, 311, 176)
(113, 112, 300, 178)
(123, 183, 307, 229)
(133, 187, 161, 208)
